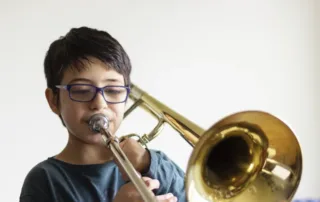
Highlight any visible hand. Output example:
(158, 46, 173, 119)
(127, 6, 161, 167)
(116, 137, 151, 181)
(113, 177, 177, 202)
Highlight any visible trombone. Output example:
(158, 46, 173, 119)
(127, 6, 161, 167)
(92, 83, 303, 202)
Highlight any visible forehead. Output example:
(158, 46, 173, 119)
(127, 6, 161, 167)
(61, 58, 125, 85)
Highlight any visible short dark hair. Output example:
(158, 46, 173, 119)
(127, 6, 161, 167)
(44, 26, 132, 92)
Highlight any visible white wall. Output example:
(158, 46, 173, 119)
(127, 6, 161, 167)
(0, 0, 318, 201)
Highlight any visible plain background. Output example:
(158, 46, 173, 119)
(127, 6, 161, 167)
(0, 0, 319, 201)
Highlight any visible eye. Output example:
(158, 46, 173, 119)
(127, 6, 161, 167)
(104, 87, 127, 95)
(72, 90, 91, 94)
(70, 85, 94, 94)
(105, 89, 121, 94)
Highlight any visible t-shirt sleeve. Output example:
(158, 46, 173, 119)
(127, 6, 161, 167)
(19, 166, 52, 202)
(143, 149, 187, 202)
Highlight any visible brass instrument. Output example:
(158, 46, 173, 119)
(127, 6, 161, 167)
(125, 83, 303, 202)
(103, 83, 303, 202)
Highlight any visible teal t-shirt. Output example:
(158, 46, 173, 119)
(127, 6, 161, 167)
(19, 149, 186, 202)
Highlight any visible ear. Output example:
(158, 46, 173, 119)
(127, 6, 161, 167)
(45, 88, 60, 115)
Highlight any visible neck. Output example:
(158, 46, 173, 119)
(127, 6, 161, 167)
(55, 134, 113, 165)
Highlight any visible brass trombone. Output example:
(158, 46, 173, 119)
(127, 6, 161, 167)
(101, 83, 303, 202)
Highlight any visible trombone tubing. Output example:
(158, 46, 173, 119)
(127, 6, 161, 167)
(99, 127, 158, 202)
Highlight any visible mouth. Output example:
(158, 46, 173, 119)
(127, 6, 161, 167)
(85, 113, 112, 133)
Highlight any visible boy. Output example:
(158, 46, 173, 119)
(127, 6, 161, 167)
(19, 26, 186, 202)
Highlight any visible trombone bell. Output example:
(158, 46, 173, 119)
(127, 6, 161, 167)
(186, 111, 302, 201)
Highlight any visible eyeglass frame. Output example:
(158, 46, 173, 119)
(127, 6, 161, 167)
(55, 84, 131, 104)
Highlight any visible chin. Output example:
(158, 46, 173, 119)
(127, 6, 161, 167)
(85, 132, 105, 144)
(69, 130, 102, 145)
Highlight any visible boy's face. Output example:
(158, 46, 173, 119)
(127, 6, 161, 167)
(46, 57, 127, 145)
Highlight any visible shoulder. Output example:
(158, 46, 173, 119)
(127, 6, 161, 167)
(146, 149, 186, 201)
(20, 159, 54, 200)
(22, 159, 52, 182)
(22, 157, 64, 182)
(148, 149, 185, 176)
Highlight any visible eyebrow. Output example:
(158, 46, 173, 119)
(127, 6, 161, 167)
(67, 78, 121, 84)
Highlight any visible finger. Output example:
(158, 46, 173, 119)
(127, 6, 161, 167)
(156, 193, 173, 200)
(119, 137, 136, 150)
(156, 193, 178, 202)
(119, 137, 129, 149)
(141, 176, 152, 181)
(142, 177, 160, 190)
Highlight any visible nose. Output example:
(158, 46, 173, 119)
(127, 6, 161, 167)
(89, 91, 108, 111)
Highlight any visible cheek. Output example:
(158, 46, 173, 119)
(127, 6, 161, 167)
(111, 104, 126, 127)
(59, 95, 85, 124)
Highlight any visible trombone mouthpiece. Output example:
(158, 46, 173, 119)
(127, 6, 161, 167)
(88, 114, 109, 133)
